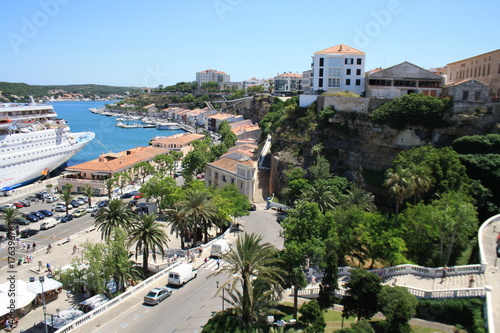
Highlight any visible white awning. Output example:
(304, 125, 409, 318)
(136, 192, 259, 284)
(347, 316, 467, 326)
(27, 278, 62, 294)
(0, 280, 37, 316)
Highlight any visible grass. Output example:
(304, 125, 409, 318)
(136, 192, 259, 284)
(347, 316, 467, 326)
(275, 302, 445, 333)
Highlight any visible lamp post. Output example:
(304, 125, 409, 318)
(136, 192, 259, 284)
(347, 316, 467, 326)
(216, 281, 225, 311)
(39, 276, 48, 333)
(50, 308, 60, 333)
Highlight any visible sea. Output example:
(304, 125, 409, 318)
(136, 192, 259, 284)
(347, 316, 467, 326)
(51, 100, 185, 167)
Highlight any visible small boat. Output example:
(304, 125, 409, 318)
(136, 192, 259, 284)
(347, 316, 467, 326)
(0, 119, 13, 129)
(16, 119, 36, 127)
(156, 122, 180, 130)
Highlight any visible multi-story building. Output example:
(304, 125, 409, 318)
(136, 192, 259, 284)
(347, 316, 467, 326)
(274, 73, 302, 94)
(205, 113, 244, 131)
(150, 133, 205, 156)
(196, 69, 230, 85)
(366, 62, 443, 99)
(302, 70, 313, 94)
(205, 157, 257, 201)
(311, 44, 366, 95)
(446, 49, 500, 97)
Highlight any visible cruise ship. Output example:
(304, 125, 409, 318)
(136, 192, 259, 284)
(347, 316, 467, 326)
(0, 101, 95, 190)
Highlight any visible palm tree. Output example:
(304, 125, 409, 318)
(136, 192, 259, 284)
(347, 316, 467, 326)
(410, 165, 432, 204)
(128, 213, 170, 276)
(61, 186, 73, 216)
(383, 167, 415, 218)
(1, 207, 22, 239)
(95, 199, 135, 239)
(82, 185, 94, 207)
(214, 233, 285, 324)
(343, 186, 377, 212)
(114, 172, 132, 195)
(104, 178, 116, 200)
(168, 209, 192, 250)
(177, 188, 217, 245)
(301, 181, 338, 213)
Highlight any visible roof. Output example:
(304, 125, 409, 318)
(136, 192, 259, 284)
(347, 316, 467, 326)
(368, 61, 443, 80)
(208, 157, 256, 173)
(275, 73, 302, 78)
(66, 146, 169, 173)
(314, 44, 364, 55)
(143, 104, 155, 109)
(197, 69, 227, 74)
(229, 119, 253, 129)
(445, 78, 489, 87)
(208, 113, 234, 120)
(151, 133, 205, 145)
(231, 124, 261, 136)
(221, 149, 254, 159)
(447, 49, 500, 66)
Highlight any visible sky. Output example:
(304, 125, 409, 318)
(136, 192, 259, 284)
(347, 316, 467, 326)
(0, 0, 499, 88)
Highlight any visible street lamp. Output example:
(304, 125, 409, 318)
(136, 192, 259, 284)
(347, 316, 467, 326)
(216, 281, 225, 311)
(50, 308, 60, 333)
(39, 276, 48, 333)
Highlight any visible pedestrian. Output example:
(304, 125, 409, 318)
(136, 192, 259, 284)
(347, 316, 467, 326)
(198, 246, 203, 258)
(72, 245, 77, 254)
(441, 265, 448, 283)
(204, 257, 208, 268)
(21, 242, 26, 251)
(311, 275, 317, 285)
(38, 260, 42, 271)
(46, 244, 52, 253)
(216, 258, 221, 270)
(27, 243, 30, 251)
(46, 262, 52, 274)
(33, 241, 36, 251)
(469, 274, 475, 288)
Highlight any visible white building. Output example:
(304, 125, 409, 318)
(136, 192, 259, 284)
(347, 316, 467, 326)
(302, 70, 313, 94)
(205, 157, 257, 201)
(274, 73, 302, 94)
(196, 69, 230, 85)
(311, 44, 366, 95)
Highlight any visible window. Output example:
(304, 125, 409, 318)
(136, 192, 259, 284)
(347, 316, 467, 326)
(346, 79, 351, 85)
(222, 175, 227, 182)
(318, 78, 323, 88)
(356, 69, 361, 75)
(346, 69, 351, 75)
(328, 57, 342, 67)
(475, 91, 481, 100)
(328, 68, 341, 77)
(319, 68, 323, 77)
(345, 58, 354, 65)
(357, 58, 362, 65)
(356, 79, 361, 86)
(319, 58, 324, 67)
(462, 90, 469, 101)
(328, 78, 340, 88)
(214, 172, 218, 179)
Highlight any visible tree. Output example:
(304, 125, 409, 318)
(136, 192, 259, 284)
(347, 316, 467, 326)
(279, 247, 308, 320)
(82, 185, 94, 207)
(214, 233, 284, 324)
(302, 181, 338, 213)
(299, 300, 326, 333)
(104, 177, 116, 200)
(1, 207, 21, 239)
(140, 174, 181, 213)
(153, 154, 175, 174)
(176, 188, 217, 244)
(378, 286, 418, 333)
(61, 185, 73, 215)
(307, 155, 331, 182)
(342, 269, 382, 321)
(383, 166, 415, 218)
(95, 198, 135, 239)
(168, 208, 192, 250)
(342, 186, 376, 213)
(113, 172, 132, 195)
(182, 149, 211, 178)
(128, 213, 169, 277)
(134, 161, 155, 184)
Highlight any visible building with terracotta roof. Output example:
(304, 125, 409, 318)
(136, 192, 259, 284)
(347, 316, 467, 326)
(196, 69, 230, 85)
(443, 79, 489, 103)
(366, 62, 443, 99)
(150, 133, 205, 156)
(143, 104, 157, 113)
(311, 44, 366, 95)
(446, 49, 500, 97)
(57, 146, 169, 195)
(274, 72, 303, 94)
(205, 157, 258, 201)
(231, 124, 261, 141)
(205, 113, 244, 131)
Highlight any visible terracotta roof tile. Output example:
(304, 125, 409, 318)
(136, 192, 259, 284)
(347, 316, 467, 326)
(314, 44, 364, 55)
(208, 157, 256, 173)
(151, 133, 205, 145)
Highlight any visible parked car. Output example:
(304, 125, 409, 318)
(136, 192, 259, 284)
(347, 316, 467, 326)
(20, 229, 39, 238)
(128, 200, 138, 207)
(14, 218, 30, 226)
(70, 200, 80, 208)
(24, 214, 40, 222)
(121, 192, 134, 199)
(85, 205, 98, 212)
(75, 198, 86, 206)
(133, 193, 143, 200)
(38, 209, 54, 217)
(60, 214, 74, 223)
(25, 195, 37, 202)
(97, 200, 109, 208)
(56, 202, 73, 209)
(90, 208, 100, 217)
(30, 211, 45, 220)
(0, 206, 9, 212)
(13, 202, 24, 208)
(73, 209, 87, 218)
(77, 196, 89, 203)
(40, 218, 57, 230)
(45, 196, 58, 203)
(19, 200, 31, 207)
(54, 205, 67, 212)
(143, 287, 172, 305)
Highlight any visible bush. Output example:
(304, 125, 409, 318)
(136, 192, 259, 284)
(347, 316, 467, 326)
(415, 298, 485, 333)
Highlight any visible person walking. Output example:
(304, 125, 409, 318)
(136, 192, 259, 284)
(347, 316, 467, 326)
(216, 258, 221, 270)
(46, 262, 52, 274)
(32, 241, 36, 252)
(204, 257, 208, 268)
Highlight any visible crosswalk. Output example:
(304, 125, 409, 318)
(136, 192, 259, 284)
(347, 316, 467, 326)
(201, 258, 225, 271)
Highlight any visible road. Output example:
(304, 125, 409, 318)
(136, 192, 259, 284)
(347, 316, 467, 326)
(81, 205, 283, 333)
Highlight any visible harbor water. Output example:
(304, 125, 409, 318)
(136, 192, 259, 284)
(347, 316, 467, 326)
(51, 101, 185, 166)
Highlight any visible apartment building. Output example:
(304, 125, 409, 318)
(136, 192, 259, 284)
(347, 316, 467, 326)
(150, 133, 205, 156)
(274, 72, 303, 94)
(311, 44, 366, 95)
(196, 69, 230, 85)
(205, 157, 257, 201)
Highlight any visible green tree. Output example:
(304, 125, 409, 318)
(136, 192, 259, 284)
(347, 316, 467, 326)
(104, 177, 116, 200)
(128, 213, 169, 277)
(214, 233, 284, 324)
(378, 286, 418, 333)
(182, 149, 211, 178)
(299, 300, 326, 333)
(61, 185, 73, 215)
(342, 186, 376, 213)
(140, 174, 181, 213)
(307, 155, 331, 182)
(113, 172, 132, 195)
(383, 166, 415, 218)
(176, 188, 217, 244)
(168, 208, 192, 250)
(342, 269, 382, 321)
(279, 247, 308, 320)
(302, 181, 338, 213)
(153, 154, 175, 174)
(1, 207, 21, 239)
(95, 198, 135, 239)
(134, 161, 155, 184)
(82, 185, 94, 207)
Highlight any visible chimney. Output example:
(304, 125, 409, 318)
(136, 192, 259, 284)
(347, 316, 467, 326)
(339, 45, 342, 52)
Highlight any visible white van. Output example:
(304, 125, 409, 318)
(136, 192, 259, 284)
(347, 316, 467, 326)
(211, 239, 230, 258)
(168, 264, 197, 287)
(40, 217, 57, 230)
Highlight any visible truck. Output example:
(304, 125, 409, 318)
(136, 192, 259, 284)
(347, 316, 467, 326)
(210, 239, 230, 258)
(168, 264, 197, 287)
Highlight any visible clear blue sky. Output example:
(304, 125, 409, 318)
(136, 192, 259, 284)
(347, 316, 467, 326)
(1, 0, 498, 87)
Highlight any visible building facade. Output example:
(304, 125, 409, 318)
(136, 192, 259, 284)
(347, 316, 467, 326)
(274, 73, 302, 94)
(150, 133, 205, 156)
(311, 44, 366, 95)
(446, 49, 500, 97)
(366, 62, 443, 99)
(443, 79, 490, 103)
(196, 69, 230, 85)
(205, 157, 257, 201)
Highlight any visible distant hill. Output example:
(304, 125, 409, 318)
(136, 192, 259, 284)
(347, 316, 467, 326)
(0, 82, 141, 99)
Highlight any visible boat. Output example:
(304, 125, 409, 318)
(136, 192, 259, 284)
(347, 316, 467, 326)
(156, 122, 180, 130)
(0, 119, 13, 129)
(0, 101, 95, 190)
